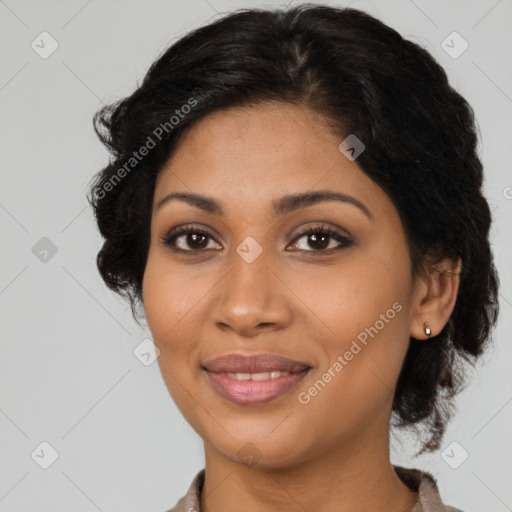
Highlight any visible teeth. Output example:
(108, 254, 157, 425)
(251, 372, 270, 381)
(226, 372, 251, 380)
(225, 371, 290, 380)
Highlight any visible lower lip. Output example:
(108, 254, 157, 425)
(205, 370, 310, 405)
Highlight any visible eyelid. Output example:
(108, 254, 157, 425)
(287, 224, 353, 252)
(159, 223, 222, 249)
(291, 223, 351, 242)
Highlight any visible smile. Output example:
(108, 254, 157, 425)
(204, 368, 310, 405)
(224, 371, 291, 380)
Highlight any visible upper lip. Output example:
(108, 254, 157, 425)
(202, 353, 311, 373)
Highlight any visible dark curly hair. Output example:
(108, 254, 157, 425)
(87, 4, 499, 454)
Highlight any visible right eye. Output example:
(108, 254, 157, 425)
(160, 225, 222, 252)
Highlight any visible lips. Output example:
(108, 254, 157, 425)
(202, 353, 311, 405)
(202, 353, 310, 374)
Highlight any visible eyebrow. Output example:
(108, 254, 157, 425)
(155, 190, 372, 219)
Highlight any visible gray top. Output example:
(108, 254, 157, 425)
(166, 465, 464, 512)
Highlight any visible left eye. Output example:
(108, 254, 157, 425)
(289, 227, 352, 252)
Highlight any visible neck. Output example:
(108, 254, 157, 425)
(200, 428, 418, 512)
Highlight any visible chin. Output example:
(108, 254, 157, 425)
(205, 429, 312, 470)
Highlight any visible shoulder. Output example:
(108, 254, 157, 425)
(393, 465, 465, 512)
(164, 469, 204, 512)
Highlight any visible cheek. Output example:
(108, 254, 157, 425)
(290, 243, 412, 406)
(142, 259, 203, 415)
(141, 253, 201, 386)
(294, 304, 411, 448)
(287, 242, 410, 338)
(142, 251, 200, 340)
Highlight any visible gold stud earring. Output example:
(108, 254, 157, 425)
(424, 322, 432, 338)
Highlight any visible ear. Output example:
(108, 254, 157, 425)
(410, 256, 462, 340)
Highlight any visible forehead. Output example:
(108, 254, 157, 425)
(154, 101, 388, 217)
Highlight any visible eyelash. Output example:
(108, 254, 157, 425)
(160, 223, 353, 255)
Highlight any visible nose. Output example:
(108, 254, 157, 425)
(210, 247, 293, 338)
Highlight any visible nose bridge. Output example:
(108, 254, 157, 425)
(227, 240, 271, 315)
(211, 236, 291, 335)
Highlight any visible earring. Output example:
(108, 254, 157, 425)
(424, 322, 432, 338)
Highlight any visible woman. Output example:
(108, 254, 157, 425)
(88, 5, 499, 511)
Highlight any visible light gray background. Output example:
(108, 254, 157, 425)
(1, 0, 511, 511)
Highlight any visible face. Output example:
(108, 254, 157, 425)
(142, 101, 419, 468)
